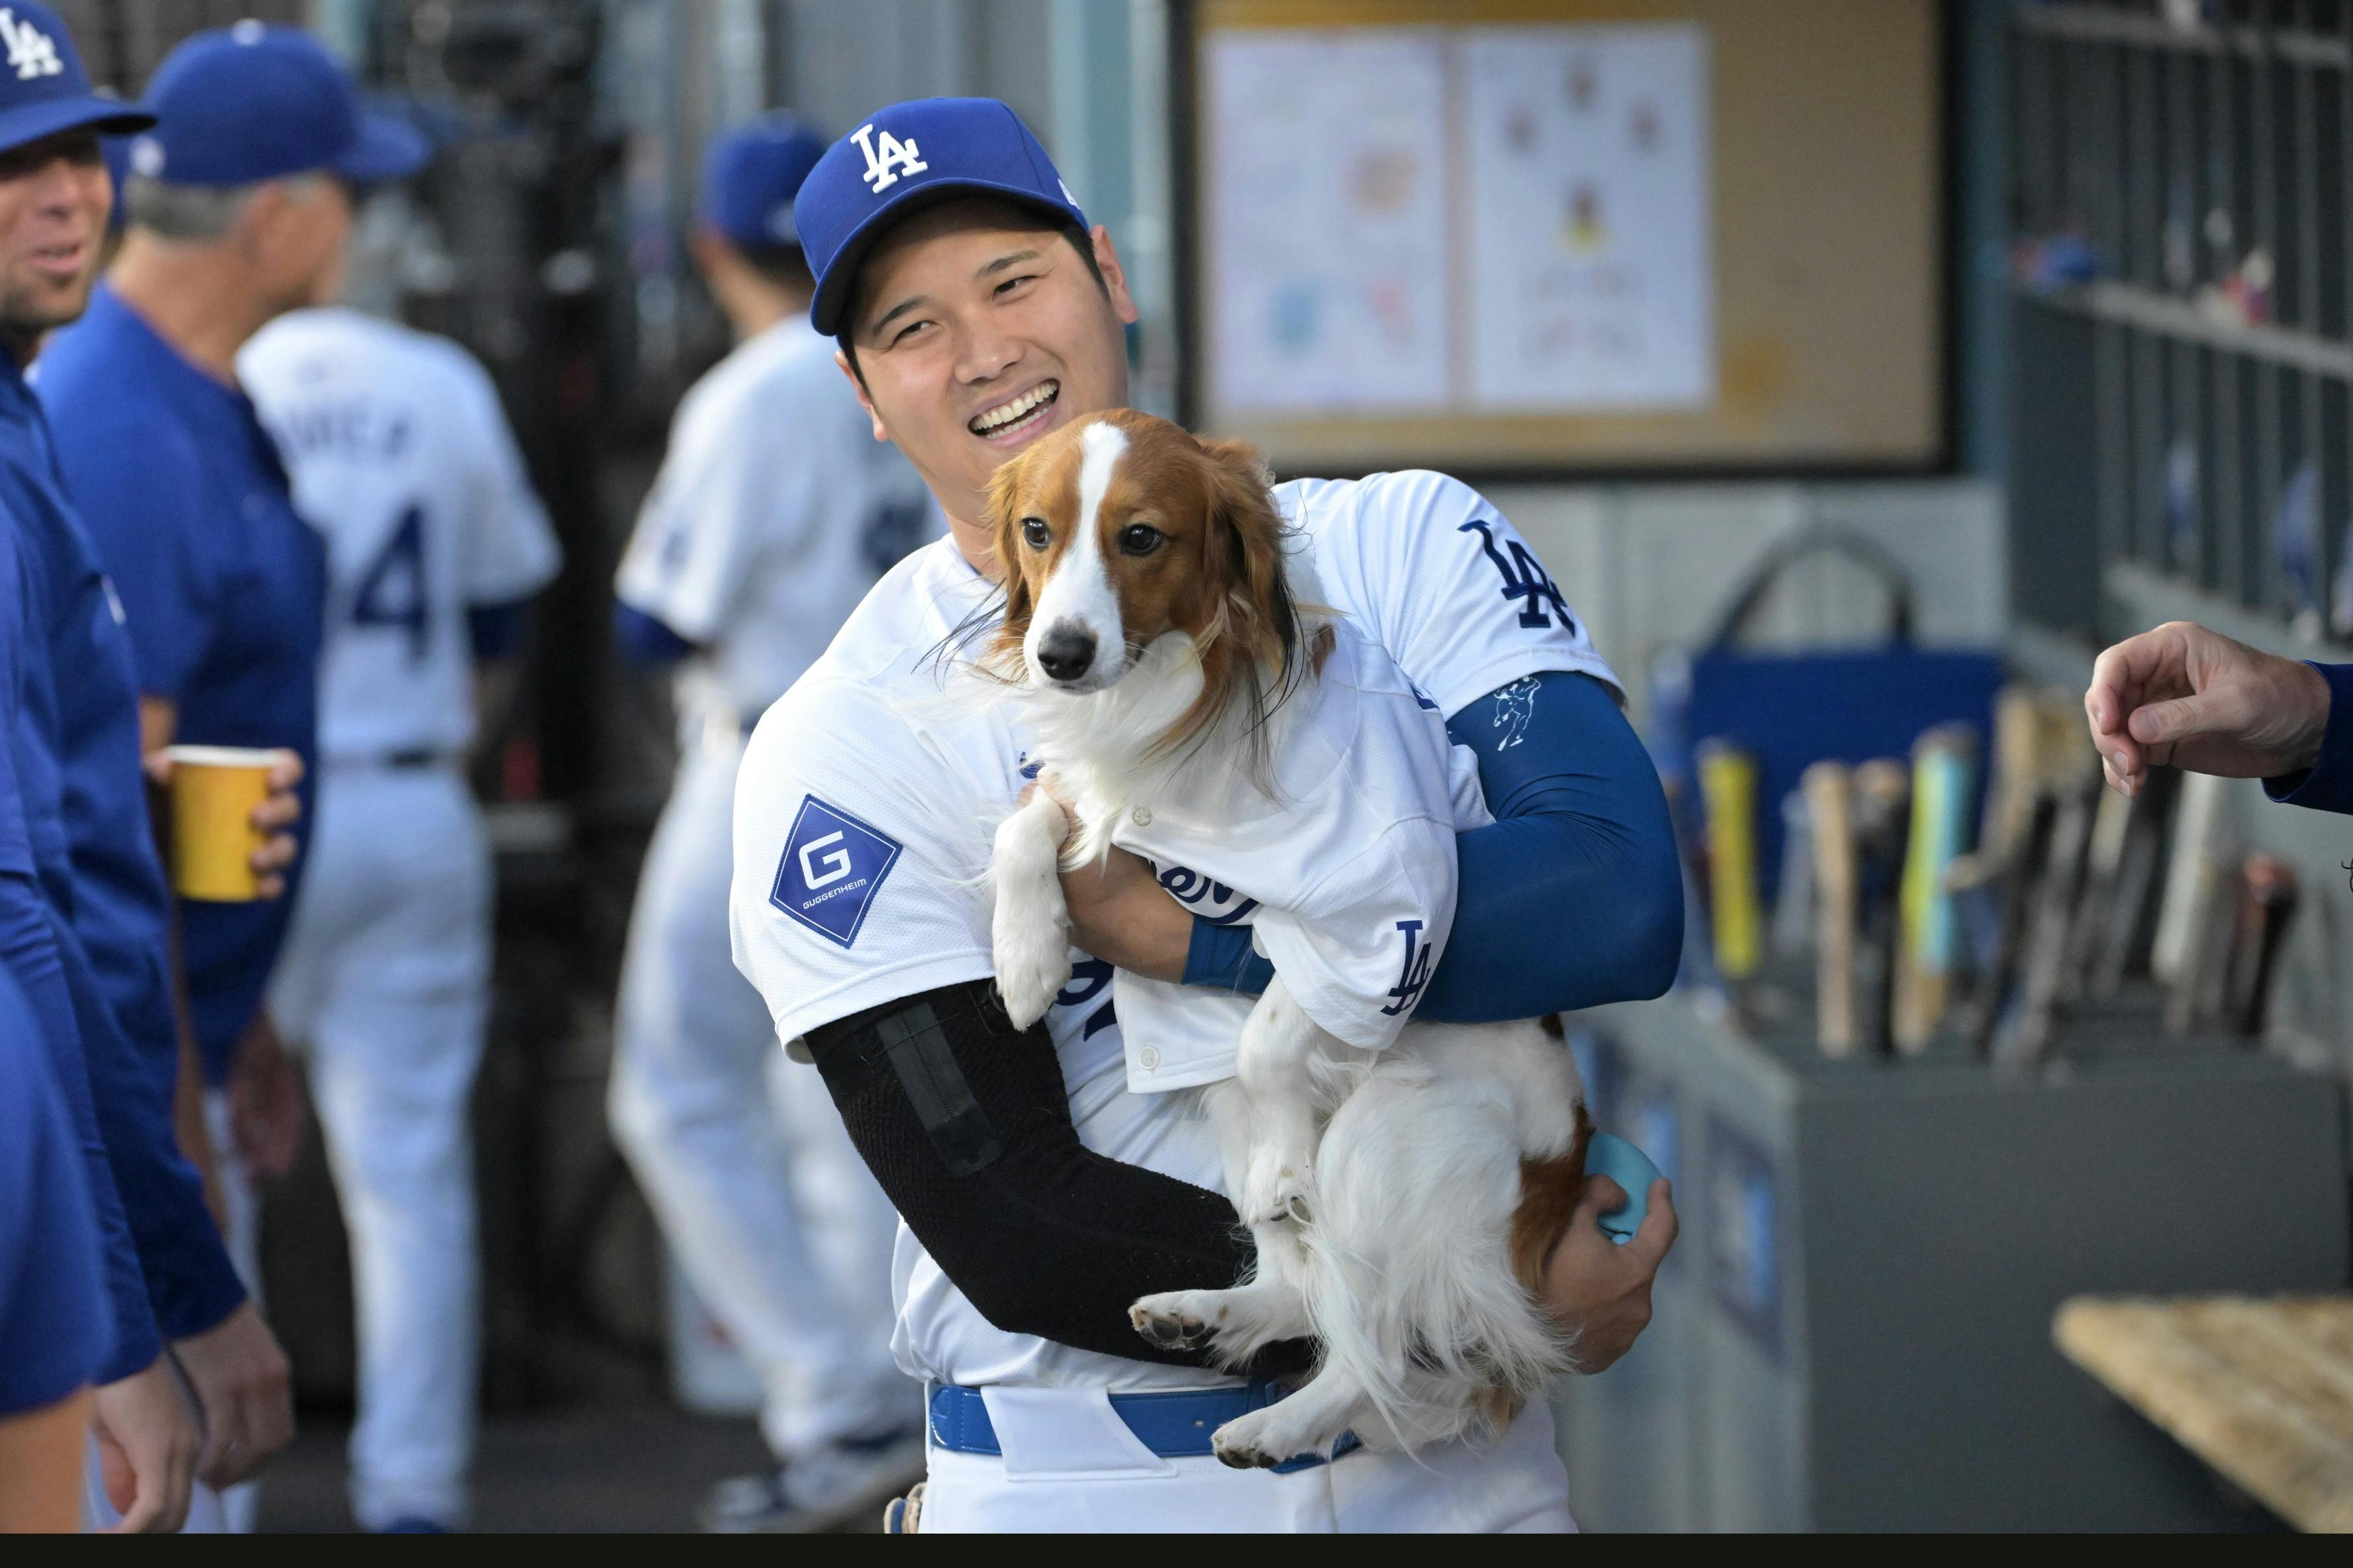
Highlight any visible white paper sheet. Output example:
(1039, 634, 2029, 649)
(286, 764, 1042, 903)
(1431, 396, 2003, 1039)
(1463, 24, 1715, 411)
(1203, 30, 1452, 415)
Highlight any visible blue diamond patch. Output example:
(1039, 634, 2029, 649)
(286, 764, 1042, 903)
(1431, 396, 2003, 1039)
(771, 795, 903, 949)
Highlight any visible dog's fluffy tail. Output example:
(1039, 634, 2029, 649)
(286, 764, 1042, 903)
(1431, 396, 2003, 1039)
(1296, 1057, 1583, 1451)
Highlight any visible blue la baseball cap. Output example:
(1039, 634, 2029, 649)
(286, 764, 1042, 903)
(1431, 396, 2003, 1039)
(796, 97, 1085, 336)
(699, 115, 830, 250)
(0, 2, 152, 155)
(126, 21, 428, 188)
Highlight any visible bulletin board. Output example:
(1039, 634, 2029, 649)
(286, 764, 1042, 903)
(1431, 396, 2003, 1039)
(1181, 0, 1948, 476)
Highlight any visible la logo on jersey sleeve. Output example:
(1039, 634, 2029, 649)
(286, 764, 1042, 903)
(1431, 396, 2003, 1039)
(772, 796, 903, 948)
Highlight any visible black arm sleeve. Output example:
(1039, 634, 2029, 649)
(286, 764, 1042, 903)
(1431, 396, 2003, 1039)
(803, 978, 1308, 1373)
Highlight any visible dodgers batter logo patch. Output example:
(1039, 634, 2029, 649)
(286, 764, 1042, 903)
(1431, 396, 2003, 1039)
(772, 796, 902, 948)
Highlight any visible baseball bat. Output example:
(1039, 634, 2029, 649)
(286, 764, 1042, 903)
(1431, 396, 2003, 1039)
(2153, 770, 2228, 987)
(2174, 856, 2240, 1035)
(1968, 791, 2058, 1056)
(2091, 763, 2178, 996)
(1995, 764, 2099, 1069)
(1697, 741, 1763, 981)
(1803, 761, 1858, 1057)
(1773, 786, 1817, 962)
(2062, 782, 2134, 1001)
(2224, 856, 2299, 1038)
(1851, 758, 1911, 1057)
(1893, 726, 1978, 1054)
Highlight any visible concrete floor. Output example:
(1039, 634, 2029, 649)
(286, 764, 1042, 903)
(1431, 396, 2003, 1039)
(253, 1403, 883, 1534)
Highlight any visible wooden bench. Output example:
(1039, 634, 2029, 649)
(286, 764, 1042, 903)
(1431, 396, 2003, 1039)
(2054, 1295, 2353, 1533)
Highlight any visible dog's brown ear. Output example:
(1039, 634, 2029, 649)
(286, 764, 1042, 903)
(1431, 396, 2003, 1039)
(982, 455, 1037, 634)
(1196, 436, 1291, 664)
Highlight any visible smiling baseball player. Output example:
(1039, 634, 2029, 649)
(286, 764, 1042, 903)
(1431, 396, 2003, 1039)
(607, 115, 934, 1534)
(725, 99, 1683, 1532)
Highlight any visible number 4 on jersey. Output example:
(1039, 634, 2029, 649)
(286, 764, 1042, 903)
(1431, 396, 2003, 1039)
(353, 503, 430, 663)
(1459, 518, 1574, 632)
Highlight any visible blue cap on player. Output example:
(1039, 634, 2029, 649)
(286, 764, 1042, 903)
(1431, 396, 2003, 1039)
(126, 21, 428, 187)
(699, 115, 830, 251)
(797, 97, 1085, 336)
(0, 1, 152, 155)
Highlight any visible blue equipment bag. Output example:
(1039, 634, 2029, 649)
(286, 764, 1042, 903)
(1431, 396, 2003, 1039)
(1656, 527, 2006, 904)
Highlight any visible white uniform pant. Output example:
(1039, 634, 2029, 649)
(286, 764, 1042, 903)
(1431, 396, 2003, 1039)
(918, 1387, 1577, 1533)
(268, 761, 489, 1531)
(609, 732, 909, 1462)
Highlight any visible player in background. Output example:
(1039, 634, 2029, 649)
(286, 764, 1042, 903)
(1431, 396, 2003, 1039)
(238, 237, 562, 1533)
(38, 23, 429, 1533)
(607, 115, 932, 1534)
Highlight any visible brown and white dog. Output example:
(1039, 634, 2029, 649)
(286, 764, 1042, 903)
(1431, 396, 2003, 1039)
(979, 410, 1591, 1465)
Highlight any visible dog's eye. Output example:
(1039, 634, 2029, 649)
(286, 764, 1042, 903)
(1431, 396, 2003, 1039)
(1119, 524, 1164, 556)
(1021, 518, 1050, 550)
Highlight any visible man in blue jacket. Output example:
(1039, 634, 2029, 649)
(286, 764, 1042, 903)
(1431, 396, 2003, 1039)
(0, 5, 320, 1532)
(2087, 619, 2353, 810)
(40, 28, 425, 1534)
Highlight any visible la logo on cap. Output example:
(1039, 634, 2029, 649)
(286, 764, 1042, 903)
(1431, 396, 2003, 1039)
(852, 121, 926, 195)
(0, 9, 62, 81)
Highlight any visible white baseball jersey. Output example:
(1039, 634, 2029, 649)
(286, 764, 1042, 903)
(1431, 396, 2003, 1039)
(1102, 618, 1493, 1094)
(730, 469, 1616, 1395)
(614, 315, 934, 726)
(240, 308, 562, 763)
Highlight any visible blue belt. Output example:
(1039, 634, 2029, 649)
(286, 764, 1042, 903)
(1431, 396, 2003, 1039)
(926, 1381, 1360, 1475)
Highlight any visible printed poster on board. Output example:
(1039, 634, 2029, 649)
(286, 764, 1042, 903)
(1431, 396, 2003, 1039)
(1464, 24, 1714, 411)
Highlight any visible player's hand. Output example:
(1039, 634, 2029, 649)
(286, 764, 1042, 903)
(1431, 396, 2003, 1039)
(172, 1303, 295, 1489)
(246, 750, 304, 900)
(1542, 1175, 1677, 1374)
(1013, 777, 1190, 981)
(89, 1357, 200, 1534)
(228, 1014, 306, 1181)
(2085, 620, 2332, 797)
(1059, 845, 1189, 982)
(139, 746, 304, 898)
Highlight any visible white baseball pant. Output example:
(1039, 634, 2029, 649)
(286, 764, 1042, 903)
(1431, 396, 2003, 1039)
(917, 1387, 1577, 1533)
(608, 731, 911, 1463)
(268, 761, 489, 1531)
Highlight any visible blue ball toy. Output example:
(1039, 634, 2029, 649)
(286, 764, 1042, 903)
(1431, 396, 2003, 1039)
(1585, 1132, 1664, 1245)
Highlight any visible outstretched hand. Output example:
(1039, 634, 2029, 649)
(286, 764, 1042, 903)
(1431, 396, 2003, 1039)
(2085, 620, 2332, 797)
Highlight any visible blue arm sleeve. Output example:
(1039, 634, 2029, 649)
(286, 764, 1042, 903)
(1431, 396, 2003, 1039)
(613, 602, 699, 667)
(468, 600, 530, 661)
(0, 876, 158, 1383)
(2264, 662, 2353, 814)
(1182, 670, 1684, 1021)
(66, 940, 245, 1341)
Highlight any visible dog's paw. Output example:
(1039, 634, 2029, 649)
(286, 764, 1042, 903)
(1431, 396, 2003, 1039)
(1211, 1409, 1323, 1471)
(991, 920, 1071, 1030)
(1129, 1292, 1219, 1350)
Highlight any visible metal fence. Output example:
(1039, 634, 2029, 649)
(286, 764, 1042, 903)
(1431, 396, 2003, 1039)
(2009, 0, 2353, 637)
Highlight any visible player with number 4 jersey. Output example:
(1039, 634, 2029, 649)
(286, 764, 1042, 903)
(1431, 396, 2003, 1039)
(239, 305, 561, 1534)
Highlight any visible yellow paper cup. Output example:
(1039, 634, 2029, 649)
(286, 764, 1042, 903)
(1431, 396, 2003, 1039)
(165, 746, 275, 903)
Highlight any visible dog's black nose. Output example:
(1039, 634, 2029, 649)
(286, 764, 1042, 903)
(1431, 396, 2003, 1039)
(1036, 626, 1097, 683)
